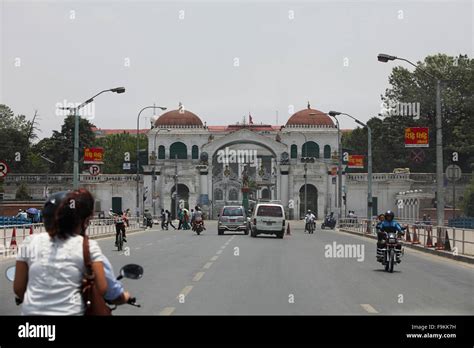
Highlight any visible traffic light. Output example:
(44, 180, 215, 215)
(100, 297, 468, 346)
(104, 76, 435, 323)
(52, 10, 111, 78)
(343, 195, 347, 204)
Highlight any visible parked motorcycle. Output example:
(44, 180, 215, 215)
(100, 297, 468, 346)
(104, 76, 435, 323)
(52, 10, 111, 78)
(377, 227, 404, 273)
(321, 215, 336, 229)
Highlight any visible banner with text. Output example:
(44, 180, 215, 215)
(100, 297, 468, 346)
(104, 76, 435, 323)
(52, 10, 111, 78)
(348, 155, 364, 169)
(84, 147, 104, 164)
(405, 127, 429, 148)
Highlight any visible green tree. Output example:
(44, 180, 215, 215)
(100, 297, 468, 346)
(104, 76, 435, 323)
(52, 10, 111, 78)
(463, 176, 474, 217)
(93, 133, 148, 174)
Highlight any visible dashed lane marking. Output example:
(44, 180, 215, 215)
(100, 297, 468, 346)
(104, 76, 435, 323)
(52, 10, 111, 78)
(360, 304, 378, 314)
(216, 250, 223, 255)
(159, 307, 175, 316)
(211, 256, 219, 261)
(203, 262, 213, 269)
(193, 272, 205, 282)
(177, 285, 193, 299)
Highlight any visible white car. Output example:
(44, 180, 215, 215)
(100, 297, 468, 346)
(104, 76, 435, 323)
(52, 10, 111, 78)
(250, 203, 286, 239)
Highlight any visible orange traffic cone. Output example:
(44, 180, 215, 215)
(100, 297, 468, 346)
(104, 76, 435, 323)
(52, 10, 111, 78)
(286, 223, 291, 235)
(435, 227, 445, 250)
(29, 226, 33, 235)
(411, 226, 420, 245)
(10, 227, 17, 248)
(425, 226, 434, 247)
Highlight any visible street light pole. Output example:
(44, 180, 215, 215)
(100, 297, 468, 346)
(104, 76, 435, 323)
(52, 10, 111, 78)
(329, 111, 372, 225)
(378, 53, 444, 227)
(136, 105, 167, 218)
(329, 115, 343, 218)
(59, 87, 125, 189)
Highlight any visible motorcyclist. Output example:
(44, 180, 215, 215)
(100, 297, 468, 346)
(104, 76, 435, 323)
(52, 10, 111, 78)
(378, 210, 404, 263)
(144, 209, 153, 228)
(23, 191, 130, 307)
(304, 210, 316, 232)
(192, 206, 205, 231)
(114, 211, 127, 245)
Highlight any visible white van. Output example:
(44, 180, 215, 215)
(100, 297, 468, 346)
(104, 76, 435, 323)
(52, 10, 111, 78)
(250, 203, 286, 239)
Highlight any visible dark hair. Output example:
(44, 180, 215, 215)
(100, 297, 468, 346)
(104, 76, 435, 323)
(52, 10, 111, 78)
(51, 189, 95, 239)
(43, 191, 68, 232)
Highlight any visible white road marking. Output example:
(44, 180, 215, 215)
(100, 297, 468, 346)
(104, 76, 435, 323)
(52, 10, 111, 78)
(193, 272, 205, 282)
(177, 285, 193, 299)
(134, 247, 141, 250)
(203, 262, 213, 269)
(360, 304, 378, 314)
(159, 307, 175, 316)
(211, 256, 219, 261)
(216, 250, 223, 255)
(220, 245, 226, 249)
(146, 243, 153, 246)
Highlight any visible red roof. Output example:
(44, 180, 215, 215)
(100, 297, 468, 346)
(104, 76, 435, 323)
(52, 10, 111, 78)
(92, 127, 148, 136)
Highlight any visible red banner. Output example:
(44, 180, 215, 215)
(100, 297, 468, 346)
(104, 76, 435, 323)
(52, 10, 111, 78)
(84, 147, 104, 164)
(405, 127, 429, 148)
(348, 155, 364, 169)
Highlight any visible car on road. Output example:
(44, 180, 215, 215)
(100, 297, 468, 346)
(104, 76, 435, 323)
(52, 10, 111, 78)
(218, 206, 249, 235)
(250, 203, 285, 239)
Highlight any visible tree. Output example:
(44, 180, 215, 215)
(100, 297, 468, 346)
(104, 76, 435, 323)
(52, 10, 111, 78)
(463, 176, 474, 217)
(93, 133, 148, 174)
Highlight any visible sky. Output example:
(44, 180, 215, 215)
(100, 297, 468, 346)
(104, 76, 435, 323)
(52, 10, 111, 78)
(1, 0, 472, 139)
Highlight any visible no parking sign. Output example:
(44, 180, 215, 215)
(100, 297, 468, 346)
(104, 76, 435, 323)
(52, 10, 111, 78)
(89, 164, 101, 176)
(0, 161, 9, 177)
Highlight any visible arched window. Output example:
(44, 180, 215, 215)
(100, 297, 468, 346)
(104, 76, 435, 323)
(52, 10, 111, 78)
(192, 145, 199, 160)
(158, 145, 165, 159)
(261, 188, 270, 199)
(214, 189, 223, 201)
(302, 141, 319, 158)
(324, 145, 331, 159)
(170, 142, 187, 159)
(290, 144, 297, 159)
(229, 189, 238, 201)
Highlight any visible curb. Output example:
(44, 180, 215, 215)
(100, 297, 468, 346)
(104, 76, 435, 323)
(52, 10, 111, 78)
(339, 228, 474, 265)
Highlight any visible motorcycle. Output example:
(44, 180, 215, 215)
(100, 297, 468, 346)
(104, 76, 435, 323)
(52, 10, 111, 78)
(143, 216, 153, 228)
(304, 217, 315, 234)
(6, 263, 143, 310)
(377, 227, 404, 273)
(321, 215, 336, 229)
(194, 220, 204, 235)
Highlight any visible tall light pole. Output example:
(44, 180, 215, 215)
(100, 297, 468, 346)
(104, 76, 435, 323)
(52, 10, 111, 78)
(328, 114, 343, 218)
(58, 87, 125, 189)
(152, 128, 171, 216)
(378, 53, 444, 227)
(136, 105, 167, 217)
(329, 111, 372, 226)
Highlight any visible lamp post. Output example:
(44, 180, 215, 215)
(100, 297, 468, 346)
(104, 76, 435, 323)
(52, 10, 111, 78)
(328, 114, 343, 218)
(329, 111, 372, 226)
(378, 53, 444, 227)
(292, 131, 308, 217)
(152, 128, 171, 216)
(58, 87, 125, 189)
(136, 105, 167, 218)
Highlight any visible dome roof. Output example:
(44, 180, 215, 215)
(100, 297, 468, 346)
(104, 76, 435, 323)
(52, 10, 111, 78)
(286, 105, 334, 127)
(154, 109, 203, 127)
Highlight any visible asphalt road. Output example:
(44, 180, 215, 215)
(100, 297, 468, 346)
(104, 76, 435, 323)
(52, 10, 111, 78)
(1, 221, 473, 315)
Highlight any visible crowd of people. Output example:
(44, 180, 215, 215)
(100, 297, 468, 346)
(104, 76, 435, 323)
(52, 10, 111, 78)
(159, 206, 205, 232)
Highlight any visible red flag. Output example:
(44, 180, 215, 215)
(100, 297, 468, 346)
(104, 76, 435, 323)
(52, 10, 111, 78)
(249, 113, 253, 125)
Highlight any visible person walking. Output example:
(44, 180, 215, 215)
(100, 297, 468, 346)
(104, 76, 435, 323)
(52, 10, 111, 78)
(160, 209, 167, 230)
(166, 210, 176, 230)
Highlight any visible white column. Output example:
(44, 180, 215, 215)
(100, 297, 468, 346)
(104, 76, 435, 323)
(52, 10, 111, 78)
(280, 165, 289, 210)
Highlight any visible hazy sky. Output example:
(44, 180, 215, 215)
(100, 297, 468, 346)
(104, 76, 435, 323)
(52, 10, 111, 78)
(1, 0, 472, 139)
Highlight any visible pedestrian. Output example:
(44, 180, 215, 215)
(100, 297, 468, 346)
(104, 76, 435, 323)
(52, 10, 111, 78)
(160, 209, 167, 230)
(166, 210, 176, 230)
(177, 209, 183, 230)
(182, 210, 190, 230)
(13, 189, 108, 315)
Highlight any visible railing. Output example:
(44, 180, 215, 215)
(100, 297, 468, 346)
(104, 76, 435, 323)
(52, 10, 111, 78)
(338, 218, 474, 257)
(0, 217, 142, 258)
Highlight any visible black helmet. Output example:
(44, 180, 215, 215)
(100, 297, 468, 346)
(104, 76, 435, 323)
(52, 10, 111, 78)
(43, 191, 68, 231)
(384, 210, 395, 221)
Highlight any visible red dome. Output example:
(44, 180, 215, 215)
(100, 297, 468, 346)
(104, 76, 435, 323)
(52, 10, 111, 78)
(286, 108, 334, 127)
(154, 109, 203, 127)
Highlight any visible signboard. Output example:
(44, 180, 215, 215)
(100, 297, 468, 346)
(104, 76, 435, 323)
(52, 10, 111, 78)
(0, 161, 9, 177)
(446, 164, 462, 182)
(89, 164, 101, 176)
(410, 149, 425, 163)
(84, 147, 104, 164)
(405, 127, 429, 148)
(348, 155, 364, 169)
(123, 162, 131, 170)
(331, 167, 337, 176)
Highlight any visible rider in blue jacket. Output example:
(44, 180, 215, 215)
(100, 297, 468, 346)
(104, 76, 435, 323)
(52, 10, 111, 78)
(377, 210, 404, 263)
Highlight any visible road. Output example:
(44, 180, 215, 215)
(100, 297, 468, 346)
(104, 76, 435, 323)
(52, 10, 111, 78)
(1, 221, 473, 315)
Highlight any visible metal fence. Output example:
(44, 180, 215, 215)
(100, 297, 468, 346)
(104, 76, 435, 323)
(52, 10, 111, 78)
(338, 218, 474, 257)
(0, 217, 142, 259)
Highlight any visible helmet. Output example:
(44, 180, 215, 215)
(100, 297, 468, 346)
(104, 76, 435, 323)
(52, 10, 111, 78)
(43, 191, 68, 232)
(384, 210, 395, 221)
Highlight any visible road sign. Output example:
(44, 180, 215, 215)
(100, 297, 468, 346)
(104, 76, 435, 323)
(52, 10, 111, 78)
(89, 164, 101, 176)
(84, 147, 104, 164)
(0, 161, 9, 177)
(405, 127, 429, 148)
(123, 162, 131, 170)
(410, 149, 425, 163)
(348, 155, 364, 169)
(446, 164, 461, 182)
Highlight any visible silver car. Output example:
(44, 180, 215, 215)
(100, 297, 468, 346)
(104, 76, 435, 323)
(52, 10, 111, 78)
(217, 206, 249, 235)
